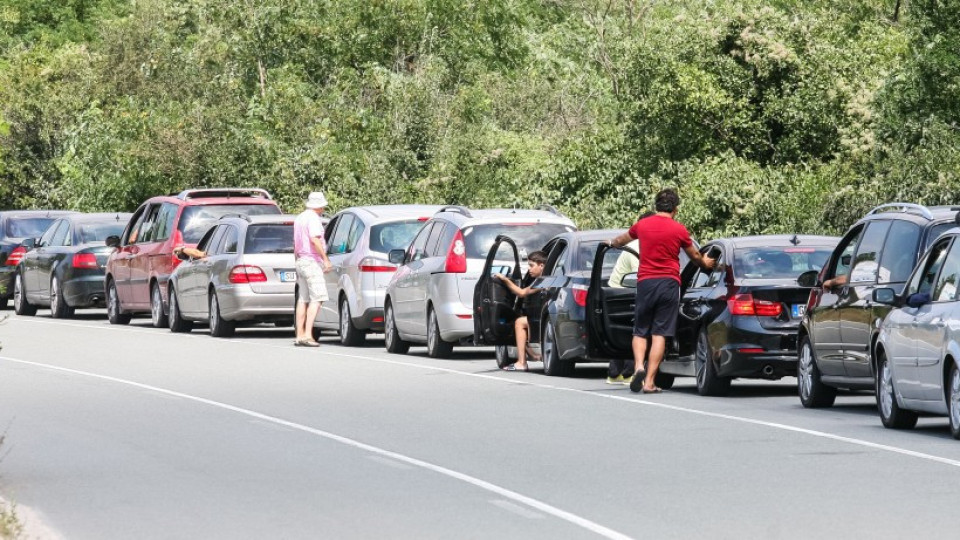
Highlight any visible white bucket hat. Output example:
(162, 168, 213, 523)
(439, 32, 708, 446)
(305, 191, 328, 209)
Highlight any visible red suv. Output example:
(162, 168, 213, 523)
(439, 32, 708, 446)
(105, 188, 281, 326)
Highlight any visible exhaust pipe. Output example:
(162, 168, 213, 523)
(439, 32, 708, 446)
(762, 364, 775, 377)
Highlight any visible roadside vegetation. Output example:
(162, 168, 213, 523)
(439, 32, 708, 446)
(1, 0, 959, 239)
(0, 431, 22, 540)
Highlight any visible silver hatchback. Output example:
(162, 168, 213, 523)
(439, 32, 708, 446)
(383, 206, 576, 358)
(167, 215, 297, 337)
(874, 226, 960, 438)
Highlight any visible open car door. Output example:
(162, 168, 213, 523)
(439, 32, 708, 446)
(586, 243, 640, 359)
(473, 235, 522, 346)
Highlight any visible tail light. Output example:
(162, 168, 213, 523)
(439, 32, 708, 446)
(359, 257, 395, 273)
(229, 265, 267, 284)
(72, 253, 99, 269)
(5, 246, 25, 266)
(572, 284, 588, 307)
(728, 293, 782, 317)
(444, 230, 467, 273)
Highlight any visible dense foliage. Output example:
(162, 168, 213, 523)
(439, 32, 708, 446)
(1, 0, 958, 239)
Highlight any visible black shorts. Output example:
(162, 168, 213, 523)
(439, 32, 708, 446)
(633, 278, 680, 338)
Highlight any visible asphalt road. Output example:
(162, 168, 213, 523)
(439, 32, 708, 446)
(2, 309, 960, 539)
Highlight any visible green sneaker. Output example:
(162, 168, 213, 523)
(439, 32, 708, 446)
(623, 375, 633, 386)
(606, 375, 625, 385)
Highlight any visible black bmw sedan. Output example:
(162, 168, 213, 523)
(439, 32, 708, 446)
(14, 213, 131, 318)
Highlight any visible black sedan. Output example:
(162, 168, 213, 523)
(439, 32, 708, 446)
(14, 213, 131, 318)
(0, 210, 78, 308)
(589, 235, 839, 395)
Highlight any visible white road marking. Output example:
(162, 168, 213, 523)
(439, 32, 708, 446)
(367, 455, 414, 470)
(490, 499, 545, 519)
(11, 317, 960, 469)
(0, 354, 632, 540)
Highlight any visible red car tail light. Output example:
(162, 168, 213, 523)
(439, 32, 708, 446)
(727, 293, 782, 317)
(572, 284, 588, 307)
(229, 265, 267, 284)
(359, 257, 395, 273)
(444, 230, 467, 273)
(72, 253, 99, 269)
(5, 246, 25, 266)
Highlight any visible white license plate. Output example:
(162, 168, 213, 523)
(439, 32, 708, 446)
(279, 271, 297, 283)
(792, 304, 806, 318)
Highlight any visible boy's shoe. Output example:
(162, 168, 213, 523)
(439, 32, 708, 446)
(606, 375, 625, 385)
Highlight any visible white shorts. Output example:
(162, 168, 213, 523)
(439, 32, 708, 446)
(296, 258, 328, 303)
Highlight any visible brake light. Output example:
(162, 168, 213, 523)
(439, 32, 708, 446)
(5, 246, 25, 266)
(360, 257, 395, 273)
(727, 293, 782, 317)
(229, 265, 267, 283)
(444, 230, 467, 273)
(572, 284, 588, 307)
(737, 348, 766, 354)
(72, 253, 99, 269)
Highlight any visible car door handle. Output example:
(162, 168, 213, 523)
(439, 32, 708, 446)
(933, 318, 946, 328)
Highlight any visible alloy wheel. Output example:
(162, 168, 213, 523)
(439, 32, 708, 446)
(151, 286, 163, 326)
(950, 367, 960, 434)
(50, 278, 60, 314)
(879, 357, 895, 420)
(210, 294, 219, 333)
(543, 324, 556, 371)
(798, 341, 813, 402)
(13, 274, 22, 311)
(428, 310, 438, 350)
(385, 306, 396, 348)
(695, 333, 708, 389)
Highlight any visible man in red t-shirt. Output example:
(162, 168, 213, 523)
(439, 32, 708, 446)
(608, 188, 715, 393)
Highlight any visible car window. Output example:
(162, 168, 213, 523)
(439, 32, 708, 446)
(50, 221, 69, 247)
(878, 221, 922, 284)
(329, 214, 354, 255)
(59, 222, 73, 246)
(828, 226, 863, 280)
(195, 227, 218, 253)
(908, 238, 951, 297)
(545, 242, 568, 276)
(77, 221, 127, 245)
(6, 217, 58, 239)
(735, 247, 832, 280)
(849, 221, 891, 283)
(575, 240, 603, 272)
(934, 239, 960, 302)
(124, 207, 147, 245)
(425, 222, 447, 257)
(38, 221, 60, 247)
(323, 215, 339, 245)
(925, 222, 955, 250)
(245, 224, 294, 254)
(221, 226, 239, 254)
(207, 226, 227, 256)
(463, 223, 574, 260)
(369, 219, 428, 253)
(177, 204, 280, 244)
(137, 204, 162, 244)
(347, 218, 365, 253)
(691, 247, 722, 288)
(407, 222, 434, 262)
(151, 203, 178, 242)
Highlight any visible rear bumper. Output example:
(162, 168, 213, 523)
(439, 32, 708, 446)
(216, 286, 295, 321)
(355, 307, 385, 332)
(63, 275, 107, 308)
(435, 298, 474, 342)
(716, 318, 800, 378)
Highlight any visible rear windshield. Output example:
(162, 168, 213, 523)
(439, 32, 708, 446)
(466, 223, 574, 260)
(735, 247, 832, 279)
(77, 221, 126, 244)
(244, 224, 294, 254)
(178, 204, 280, 244)
(5, 218, 56, 239)
(369, 219, 427, 253)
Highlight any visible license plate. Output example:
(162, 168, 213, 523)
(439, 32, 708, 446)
(279, 271, 297, 283)
(792, 304, 806, 318)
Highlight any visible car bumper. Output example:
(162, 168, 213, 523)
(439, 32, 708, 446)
(63, 275, 107, 308)
(216, 286, 295, 321)
(716, 319, 800, 379)
(355, 307, 385, 332)
(435, 299, 474, 342)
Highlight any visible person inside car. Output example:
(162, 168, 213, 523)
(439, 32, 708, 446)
(173, 246, 207, 260)
(609, 211, 654, 288)
(493, 250, 548, 372)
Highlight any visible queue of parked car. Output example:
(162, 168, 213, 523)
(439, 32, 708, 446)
(5, 192, 960, 439)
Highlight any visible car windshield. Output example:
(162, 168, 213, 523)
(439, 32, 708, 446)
(178, 204, 280, 244)
(466, 223, 574, 260)
(78, 221, 127, 244)
(6, 217, 56, 239)
(244, 224, 294, 254)
(369, 220, 427, 253)
(735, 247, 832, 279)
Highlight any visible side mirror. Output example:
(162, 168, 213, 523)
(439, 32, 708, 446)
(797, 270, 819, 288)
(620, 275, 638, 288)
(388, 249, 406, 265)
(105, 235, 121, 248)
(872, 288, 898, 306)
(21, 238, 36, 250)
(905, 292, 931, 308)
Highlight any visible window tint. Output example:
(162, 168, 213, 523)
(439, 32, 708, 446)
(77, 221, 127, 245)
(177, 204, 280, 244)
(244, 224, 294, 254)
(56, 222, 72, 246)
(909, 239, 951, 297)
(221, 226, 239, 254)
(692, 247, 722, 287)
(152, 203, 178, 242)
(849, 221, 891, 283)
(425, 222, 446, 257)
(463, 223, 572, 260)
(38, 221, 60, 247)
(736, 247, 832, 279)
(8, 218, 58, 239)
(347, 218, 365, 253)
(369, 220, 428, 253)
(329, 214, 355, 255)
(206, 227, 226, 256)
(49, 221, 69, 246)
(546, 243, 568, 276)
(195, 227, 219, 253)
(829, 226, 863, 280)
(137, 204, 163, 244)
(877, 221, 922, 284)
(935, 240, 960, 302)
(925, 222, 955, 250)
(407, 223, 434, 262)
(124, 208, 147, 245)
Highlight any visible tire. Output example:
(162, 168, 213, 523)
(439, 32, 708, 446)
(384, 302, 409, 354)
(948, 363, 960, 440)
(150, 283, 168, 328)
(168, 289, 193, 333)
(542, 320, 574, 377)
(426, 307, 454, 359)
(654, 371, 676, 390)
(877, 351, 918, 430)
(13, 272, 36, 316)
(339, 296, 366, 346)
(797, 335, 836, 408)
(49, 276, 74, 319)
(495, 345, 515, 369)
(695, 330, 730, 396)
(311, 326, 323, 341)
(106, 279, 130, 325)
(208, 291, 235, 338)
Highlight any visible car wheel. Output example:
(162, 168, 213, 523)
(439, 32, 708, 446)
(877, 351, 918, 429)
(542, 320, 574, 377)
(695, 331, 730, 396)
(339, 296, 366, 346)
(384, 302, 409, 355)
(49, 276, 73, 319)
(168, 289, 193, 333)
(495, 345, 515, 369)
(654, 371, 676, 390)
(106, 279, 130, 325)
(797, 335, 836, 408)
(426, 307, 454, 359)
(13, 272, 37, 316)
(150, 283, 168, 328)
(949, 363, 960, 440)
(208, 291, 235, 338)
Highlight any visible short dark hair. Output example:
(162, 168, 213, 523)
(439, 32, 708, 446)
(655, 188, 680, 213)
(528, 251, 547, 265)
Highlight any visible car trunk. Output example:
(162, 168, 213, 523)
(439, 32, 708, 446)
(241, 254, 297, 294)
(738, 280, 813, 330)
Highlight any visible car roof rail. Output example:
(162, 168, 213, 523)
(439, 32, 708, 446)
(535, 204, 565, 217)
(218, 214, 252, 222)
(437, 205, 473, 218)
(866, 202, 934, 220)
(176, 188, 273, 201)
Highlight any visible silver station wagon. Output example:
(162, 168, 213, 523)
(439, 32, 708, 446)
(167, 215, 297, 337)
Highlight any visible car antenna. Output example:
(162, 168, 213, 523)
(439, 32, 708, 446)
(790, 234, 800, 246)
